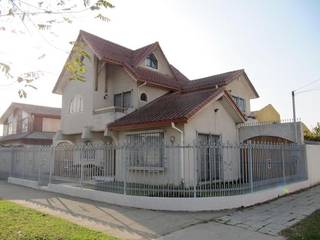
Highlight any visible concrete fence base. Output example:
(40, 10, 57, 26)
(8, 177, 40, 190)
(45, 180, 311, 211)
(5, 144, 320, 211)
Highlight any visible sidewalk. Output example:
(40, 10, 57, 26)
(0, 181, 228, 240)
(1, 181, 319, 240)
(157, 222, 284, 240)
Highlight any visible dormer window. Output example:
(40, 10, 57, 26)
(145, 53, 158, 69)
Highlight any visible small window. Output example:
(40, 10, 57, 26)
(140, 93, 147, 102)
(114, 91, 132, 110)
(232, 96, 246, 113)
(69, 95, 83, 113)
(145, 53, 158, 69)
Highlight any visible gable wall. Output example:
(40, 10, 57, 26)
(138, 48, 173, 76)
(61, 43, 95, 134)
(184, 100, 239, 145)
(225, 76, 254, 115)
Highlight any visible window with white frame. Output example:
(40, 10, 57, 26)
(126, 131, 164, 168)
(145, 53, 158, 69)
(69, 95, 83, 113)
(232, 96, 246, 113)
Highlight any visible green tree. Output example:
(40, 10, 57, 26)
(0, 0, 113, 97)
(304, 123, 320, 141)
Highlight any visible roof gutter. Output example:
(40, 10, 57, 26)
(171, 122, 185, 182)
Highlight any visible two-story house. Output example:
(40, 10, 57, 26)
(52, 31, 303, 186)
(53, 30, 259, 145)
(0, 103, 61, 146)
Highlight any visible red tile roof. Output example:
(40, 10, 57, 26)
(79, 31, 185, 91)
(55, 31, 258, 130)
(184, 69, 259, 97)
(108, 88, 229, 130)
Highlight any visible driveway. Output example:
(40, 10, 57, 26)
(1, 181, 319, 240)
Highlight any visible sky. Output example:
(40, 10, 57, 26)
(0, 0, 320, 129)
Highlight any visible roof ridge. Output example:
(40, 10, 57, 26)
(191, 69, 244, 82)
(80, 30, 133, 52)
(11, 102, 61, 110)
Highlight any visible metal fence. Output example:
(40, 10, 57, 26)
(0, 143, 307, 198)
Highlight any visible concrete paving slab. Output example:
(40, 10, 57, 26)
(157, 222, 285, 240)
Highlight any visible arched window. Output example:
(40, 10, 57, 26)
(140, 93, 147, 102)
(145, 53, 158, 69)
(69, 95, 83, 113)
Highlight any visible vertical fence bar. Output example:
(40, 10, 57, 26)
(281, 145, 286, 184)
(37, 147, 41, 185)
(123, 145, 127, 195)
(80, 146, 83, 188)
(49, 146, 53, 184)
(248, 141, 254, 193)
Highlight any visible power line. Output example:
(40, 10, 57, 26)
(294, 77, 320, 93)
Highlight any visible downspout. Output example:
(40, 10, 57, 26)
(171, 122, 184, 182)
(137, 81, 147, 108)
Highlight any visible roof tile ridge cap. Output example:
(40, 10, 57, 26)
(190, 69, 245, 82)
(132, 42, 158, 66)
(80, 30, 133, 52)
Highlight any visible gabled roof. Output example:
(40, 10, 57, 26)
(53, 30, 186, 94)
(108, 88, 245, 131)
(184, 69, 259, 97)
(0, 131, 55, 142)
(0, 103, 61, 124)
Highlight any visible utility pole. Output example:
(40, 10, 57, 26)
(292, 90, 298, 142)
(292, 91, 296, 123)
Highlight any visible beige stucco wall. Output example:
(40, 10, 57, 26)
(184, 99, 240, 182)
(60, 42, 95, 135)
(137, 47, 173, 76)
(112, 98, 241, 186)
(137, 85, 168, 107)
(42, 118, 60, 132)
(60, 44, 169, 135)
(226, 76, 256, 115)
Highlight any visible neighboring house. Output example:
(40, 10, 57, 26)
(52, 30, 304, 186)
(0, 103, 61, 146)
(251, 104, 281, 123)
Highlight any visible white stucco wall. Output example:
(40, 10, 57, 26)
(239, 122, 304, 144)
(306, 144, 320, 186)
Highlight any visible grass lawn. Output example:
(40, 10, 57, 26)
(0, 200, 118, 240)
(281, 210, 320, 240)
